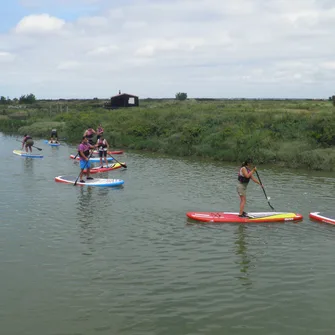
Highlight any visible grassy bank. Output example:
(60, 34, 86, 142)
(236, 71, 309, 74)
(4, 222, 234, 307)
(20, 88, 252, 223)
(1, 98, 335, 171)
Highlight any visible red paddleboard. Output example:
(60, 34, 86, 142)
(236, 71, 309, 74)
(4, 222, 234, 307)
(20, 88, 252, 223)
(186, 212, 303, 223)
(82, 162, 125, 174)
(309, 212, 335, 225)
(92, 150, 123, 155)
(70, 154, 113, 161)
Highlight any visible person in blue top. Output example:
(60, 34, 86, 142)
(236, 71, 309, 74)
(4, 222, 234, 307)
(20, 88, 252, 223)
(237, 158, 262, 217)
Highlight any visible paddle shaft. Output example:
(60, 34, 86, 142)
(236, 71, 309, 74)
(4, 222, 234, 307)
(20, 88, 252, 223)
(16, 138, 42, 151)
(74, 152, 92, 186)
(107, 152, 127, 168)
(255, 170, 275, 210)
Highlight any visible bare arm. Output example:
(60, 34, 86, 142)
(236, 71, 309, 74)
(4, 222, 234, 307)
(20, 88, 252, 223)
(251, 174, 261, 185)
(241, 166, 255, 179)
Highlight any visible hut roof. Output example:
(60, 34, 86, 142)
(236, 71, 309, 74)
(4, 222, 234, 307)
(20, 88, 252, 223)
(111, 93, 138, 98)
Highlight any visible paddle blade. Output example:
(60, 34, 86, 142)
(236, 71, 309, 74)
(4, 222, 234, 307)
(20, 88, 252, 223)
(108, 153, 127, 168)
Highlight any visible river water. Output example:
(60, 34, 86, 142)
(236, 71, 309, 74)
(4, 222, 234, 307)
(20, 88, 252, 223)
(1, 133, 335, 335)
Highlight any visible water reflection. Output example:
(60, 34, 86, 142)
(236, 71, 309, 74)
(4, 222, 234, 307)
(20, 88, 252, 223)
(234, 225, 252, 287)
(23, 158, 34, 176)
(76, 187, 96, 255)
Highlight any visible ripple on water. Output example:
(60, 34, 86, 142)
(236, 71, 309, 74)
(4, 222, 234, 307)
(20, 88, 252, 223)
(2, 137, 335, 335)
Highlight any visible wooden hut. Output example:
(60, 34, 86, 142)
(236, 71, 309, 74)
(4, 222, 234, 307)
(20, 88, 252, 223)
(109, 92, 139, 108)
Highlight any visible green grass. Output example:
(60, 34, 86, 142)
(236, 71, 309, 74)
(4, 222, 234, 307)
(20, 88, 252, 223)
(1, 98, 335, 171)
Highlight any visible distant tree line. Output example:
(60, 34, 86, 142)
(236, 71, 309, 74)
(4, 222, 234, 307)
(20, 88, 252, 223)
(0, 93, 36, 105)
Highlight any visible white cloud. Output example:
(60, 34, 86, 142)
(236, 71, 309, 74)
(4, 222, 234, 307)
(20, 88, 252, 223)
(15, 14, 65, 34)
(321, 61, 335, 70)
(2, 0, 335, 98)
(87, 45, 119, 56)
(0, 51, 15, 62)
(57, 61, 81, 70)
(76, 16, 108, 27)
(135, 45, 155, 57)
(123, 21, 147, 30)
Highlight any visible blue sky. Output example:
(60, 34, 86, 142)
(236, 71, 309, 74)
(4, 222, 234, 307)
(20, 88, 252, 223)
(0, 0, 112, 31)
(0, 0, 335, 99)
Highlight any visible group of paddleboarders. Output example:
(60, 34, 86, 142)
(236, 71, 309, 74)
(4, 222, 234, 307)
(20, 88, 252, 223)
(83, 124, 104, 144)
(237, 158, 263, 217)
(77, 125, 110, 183)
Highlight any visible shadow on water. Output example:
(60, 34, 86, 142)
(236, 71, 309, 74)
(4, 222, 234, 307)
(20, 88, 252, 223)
(234, 225, 252, 288)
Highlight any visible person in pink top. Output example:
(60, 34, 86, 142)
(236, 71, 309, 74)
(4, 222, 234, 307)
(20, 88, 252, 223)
(83, 127, 96, 145)
(96, 124, 104, 140)
(78, 136, 96, 183)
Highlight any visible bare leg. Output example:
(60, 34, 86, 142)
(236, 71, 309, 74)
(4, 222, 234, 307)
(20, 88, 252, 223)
(239, 195, 246, 215)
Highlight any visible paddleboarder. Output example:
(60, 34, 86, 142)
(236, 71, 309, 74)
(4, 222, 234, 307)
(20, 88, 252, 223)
(96, 134, 109, 168)
(83, 127, 96, 145)
(51, 128, 58, 141)
(237, 158, 262, 217)
(22, 134, 34, 153)
(78, 136, 96, 183)
(96, 124, 104, 140)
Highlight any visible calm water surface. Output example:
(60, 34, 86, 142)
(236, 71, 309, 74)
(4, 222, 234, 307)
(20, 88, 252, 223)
(1, 133, 335, 335)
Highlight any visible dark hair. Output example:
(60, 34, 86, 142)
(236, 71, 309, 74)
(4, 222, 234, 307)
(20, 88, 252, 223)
(241, 158, 253, 167)
(24, 134, 27, 137)
(82, 136, 87, 140)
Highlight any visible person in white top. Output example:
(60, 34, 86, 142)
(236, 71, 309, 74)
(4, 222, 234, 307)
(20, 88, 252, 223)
(96, 134, 109, 167)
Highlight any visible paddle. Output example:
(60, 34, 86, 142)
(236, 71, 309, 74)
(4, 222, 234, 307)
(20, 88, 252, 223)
(16, 138, 42, 151)
(74, 153, 92, 186)
(255, 170, 275, 210)
(108, 152, 127, 169)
